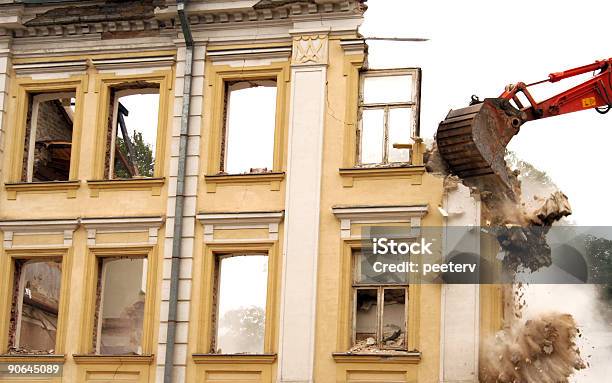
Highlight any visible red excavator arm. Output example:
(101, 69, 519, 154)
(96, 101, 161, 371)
(436, 58, 612, 189)
(500, 58, 612, 122)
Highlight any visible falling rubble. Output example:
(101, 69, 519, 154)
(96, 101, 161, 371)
(427, 142, 572, 272)
(427, 141, 584, 382)
(479, 313, 585, 383)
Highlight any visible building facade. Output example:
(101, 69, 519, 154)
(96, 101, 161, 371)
(0, 1, 503, 382)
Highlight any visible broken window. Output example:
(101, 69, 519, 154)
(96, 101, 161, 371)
(106, 85, 160, 179)
(212, 254, 268, 354)
(351, 249, 408, 352)
(358, 69, 421, 166)
(221, 80, 277, 174)
(9, 259, 62, 354)
(22, 92, 76, 182)
(94, 257, 147, 355)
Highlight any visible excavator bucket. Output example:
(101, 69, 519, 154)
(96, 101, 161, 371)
(436, 98, 523, 189)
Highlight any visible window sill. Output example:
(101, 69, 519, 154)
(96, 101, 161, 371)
(204, 172, 285, 193)
(5, 181, 80, 200)
(0, 354, 65, 363)
(72, 354, 154, 365)
(192, 353, 277, 364)
(332, 351, 421, 364)
(339, 165, 425, 187)
(86, 178, 165, 197)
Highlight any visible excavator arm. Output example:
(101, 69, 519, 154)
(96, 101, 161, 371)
(436, 58, 612, 189)
(502, 58, 612, 121)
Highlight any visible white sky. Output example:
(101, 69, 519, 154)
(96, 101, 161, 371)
(119, 94, 160, 153)
(360, 3, 612, 381)
(360, 0, 612, 225)
(225, 85, 277, 173)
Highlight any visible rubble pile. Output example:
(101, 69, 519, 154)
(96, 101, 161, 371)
(480, 313, 586, 383)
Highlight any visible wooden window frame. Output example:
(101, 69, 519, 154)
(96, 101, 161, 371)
(337, 240, 421, 353)
(356, 68, 422, 166)
(351, 250, 409, 351)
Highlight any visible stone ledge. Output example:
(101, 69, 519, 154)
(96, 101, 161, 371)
(72, 354, 154, 365)
(192, 354, 276, 364)
(339, 165, 426, 187)
(204, 172, 285, 193)
(0, 354, 66, 363)
(5, 180, 80, 200)
(86, 178, 165, 197)
(332, 351, 421, 364)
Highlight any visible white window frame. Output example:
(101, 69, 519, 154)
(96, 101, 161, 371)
(357, 68, 422, 166)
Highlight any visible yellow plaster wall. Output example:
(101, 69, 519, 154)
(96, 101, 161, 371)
(0, 54, 173, 219)
(311, 38, 446, 382)
(0, 226, 164, 382)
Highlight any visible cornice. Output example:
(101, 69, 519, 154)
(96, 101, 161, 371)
(0, 0, 364, 40)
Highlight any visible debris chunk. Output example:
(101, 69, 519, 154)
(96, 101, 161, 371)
(480, 313, 586, 383)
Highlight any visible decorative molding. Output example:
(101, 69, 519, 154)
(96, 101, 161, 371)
(12, 60, 88, 76)
(207, 46, 291, 66)
(5, 181, 81, 200)
(196, 211, 284, 242)
(340, 38, 366, 55)
(0, 219, 79, 249)
(80, 216, 164, 246)
(72, 354, 154, 365)
(332, 204, 428, 239)
(291, 34, 328, 66)
(204, 172, 284, 193)
(9, 19, 173, 39)
(192, 353, 276, 364)
(331, 351, 421, 364)
(0, 354, 66, 363)
(92, 56, 175, 72)
(2, 1, 364, 40)
(339, 165, 426, 187)
(156, 1, 363, 26)
(86, 178, 165, 198)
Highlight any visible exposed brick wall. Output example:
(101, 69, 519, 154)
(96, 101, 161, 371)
(7, 260, 23, 350)
(35, 99, 73, 142)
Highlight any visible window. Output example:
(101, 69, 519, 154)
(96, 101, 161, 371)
(105, 85, 160, 179)
(9, 259, 62, 353)
(351, 249, 408, 351)
(22, 92, 76, 182)
(221, 80, 277, 174)
(212, 254, 268, 354)
(94, 257, 147, 355)
(358, 69, 421, 166)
